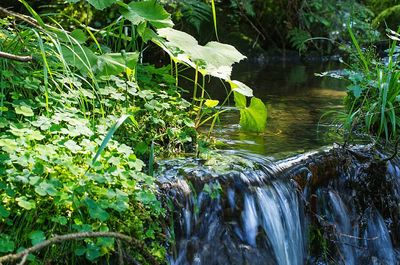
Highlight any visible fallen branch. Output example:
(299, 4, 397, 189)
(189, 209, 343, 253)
(0, 232, 159, 265)
(0, 7, 41, 28)
(0, 51, 32, 62)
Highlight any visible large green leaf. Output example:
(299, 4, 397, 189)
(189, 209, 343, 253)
(155, 28, 245, 80)
(157, 28, 198, 55)
(29, 230, 46, 246)
(229, 80, 253, 97)
(120, 0, 173, 28)
(61, 45, 97, 74)
(0, 236, 14, 253)
(199, 42, 246, 79)
(95, 52, 139, 76)
(234, 91, 247, 108)
(234, 92, 267, 132)
(86, 198, 109, 221)
(79, 0, 116, 10)
(62, 44, 138, 76)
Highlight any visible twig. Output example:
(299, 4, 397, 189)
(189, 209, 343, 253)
(0, 7, 41, 28)
(0, 232, 159, 265)
(0, 51, 32, 62)
(16, 254, 27, 265)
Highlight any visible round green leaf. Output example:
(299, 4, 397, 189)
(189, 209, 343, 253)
(15, 105, 34, 117)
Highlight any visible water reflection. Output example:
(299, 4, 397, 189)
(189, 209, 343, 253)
(205, 61, 348, 158)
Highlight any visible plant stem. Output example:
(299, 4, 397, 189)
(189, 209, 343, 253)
(192, 65, 199, 105)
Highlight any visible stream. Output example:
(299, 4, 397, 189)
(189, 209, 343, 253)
(158, 61, 400, 264)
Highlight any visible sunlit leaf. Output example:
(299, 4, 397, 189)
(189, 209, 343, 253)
(229, 80, 253, 97)
(234, 93, 267, 132)
(0, 139, 18, 153)
(120, 0, 173, 28)
(155, 28, 245, 80)
(86, 0, 116, 10)
(233, 91, 246, 108)
(64, 140, 82, 153)
(16, 197, 36, 210)
(95, 52, 139, 76)
(15, 105, 34, 117)
(204, 99, 219, 108)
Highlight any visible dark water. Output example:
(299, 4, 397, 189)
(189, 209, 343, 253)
(204, 61, 347, 158)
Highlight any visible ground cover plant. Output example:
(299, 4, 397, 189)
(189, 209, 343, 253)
(0, 0, 267, 264)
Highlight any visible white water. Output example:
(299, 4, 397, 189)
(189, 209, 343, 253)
(255, 182, 305, 265)
(163, 154, 399, 265)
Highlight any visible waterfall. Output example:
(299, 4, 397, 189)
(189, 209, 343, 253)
(159, 148, 400, 265)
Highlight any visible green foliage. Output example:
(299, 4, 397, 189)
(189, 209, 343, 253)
(154, 27, 267, 132)
(366, 0, 400, 14)
(234, 92, 268, 132)
(75, 0, 116, 10)
(205, 0, 380, 53)
(170, 0, 211, 33)
(0, 1, 268, 263)
(202, 182, 222, 199)
(373, 5, 400, 31)
(0, 3, 194, 264)
(119, 0, 174, 28)
(295, 0, 379, 53)
(339, 28, 400, 141)
(287, 28, 311, 53)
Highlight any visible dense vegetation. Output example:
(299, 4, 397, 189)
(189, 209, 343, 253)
(0, 0, 400, 264)
(0, 0, 267, 264)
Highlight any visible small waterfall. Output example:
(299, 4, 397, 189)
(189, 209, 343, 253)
(320, 190, 356, 265)
(160, 148, 400, 265)
(256, 182, 305, 265)
(362, 208, 395, 264)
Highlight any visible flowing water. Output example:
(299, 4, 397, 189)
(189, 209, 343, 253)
(159, 61, 400, 264)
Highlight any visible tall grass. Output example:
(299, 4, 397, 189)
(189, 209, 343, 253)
(343, 26, 400, 142)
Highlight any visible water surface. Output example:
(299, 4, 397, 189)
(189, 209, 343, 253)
(206, 61, 348, 158)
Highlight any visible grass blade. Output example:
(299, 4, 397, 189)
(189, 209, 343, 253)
(347, 22, 368, 72)
(148, 141, 154, 176)
(91, 114, 131, 165)
(210, 0, 219, 41)
(19, 0, 46, 28)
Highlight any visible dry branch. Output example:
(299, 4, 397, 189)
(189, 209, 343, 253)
(0, 232, 159, 265)
(0, 51, 32, 62)
(0, 7, 41, 28)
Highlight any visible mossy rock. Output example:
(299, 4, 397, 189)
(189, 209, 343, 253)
(372, 4, 400, 31)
